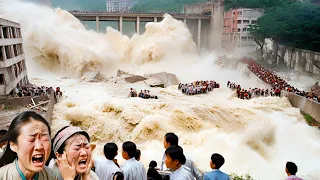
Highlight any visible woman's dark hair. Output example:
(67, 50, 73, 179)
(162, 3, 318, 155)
(165, 145, 186, 165)
(135, 149, 141, 160)
(0, 111, 51, 167)
(113, 171, 124, 180)
(53, 126, 90, 159)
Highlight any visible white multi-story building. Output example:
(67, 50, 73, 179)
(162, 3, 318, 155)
(106, 0, 136, 12)
(0, 18, 28, 100)
(223, 8, 263, 52)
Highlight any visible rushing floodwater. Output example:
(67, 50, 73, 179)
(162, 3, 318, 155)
(1, 1, 320, 179)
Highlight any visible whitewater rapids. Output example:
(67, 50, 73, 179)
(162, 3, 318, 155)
(1, 1, 320, 180)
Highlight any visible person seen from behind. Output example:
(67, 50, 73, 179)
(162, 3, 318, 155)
(147, 160, 162, 180)
(285, 162, 303, 180)
(94, 142, 120, 180)
(203, 153, 230, 180)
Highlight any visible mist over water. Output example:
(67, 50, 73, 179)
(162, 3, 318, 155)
(2, 1, 320, 179)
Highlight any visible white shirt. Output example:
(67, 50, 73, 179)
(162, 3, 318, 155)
(170, 166, 193, 180)
(120, 158, 147, 180)
(95, 158, 120, 180)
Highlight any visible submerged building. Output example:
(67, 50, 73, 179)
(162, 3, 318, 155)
(0, 18, 28, 101)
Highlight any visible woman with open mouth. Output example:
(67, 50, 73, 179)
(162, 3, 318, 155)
(0, 111, 58, 179)
(52, 126, 99, 180)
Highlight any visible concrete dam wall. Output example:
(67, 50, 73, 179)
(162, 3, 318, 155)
(281, 90, 320, 123)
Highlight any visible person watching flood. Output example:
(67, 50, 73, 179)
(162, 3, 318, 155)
(0, 111, 58, 179)
(52, 126, 98, 180)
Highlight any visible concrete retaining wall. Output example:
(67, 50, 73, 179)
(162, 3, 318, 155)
(44, 92, 57, 124)
(281, 90, 320, 123)
(6, 95, 49, 106)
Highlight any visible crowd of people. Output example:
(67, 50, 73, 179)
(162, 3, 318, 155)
(178, 81, 220, 95)
(0, 111, 304, 180)
(242, 58, 320, 102)
(227, 81, 281, 100)
(129, 88, 158, 99)
(9, 85, 63, 99)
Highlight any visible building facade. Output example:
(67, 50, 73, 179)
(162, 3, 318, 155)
(106, 0, 136, 12)
(0, 18, 28, 99)
(222, 8, 263, 52)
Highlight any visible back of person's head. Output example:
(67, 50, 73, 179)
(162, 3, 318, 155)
(122, 141, 137, 158)
(286, 162, 298, 175)
(211, 153, 225, 169)
(149, 160, 157, 168)
(0, 111, 50, 167)
(165, 145, 186, 165)
(113, 171, 124, 180)
(165, 133, 178, 146)
(104, 143, 118, 160)
(135, 149, 141, 161)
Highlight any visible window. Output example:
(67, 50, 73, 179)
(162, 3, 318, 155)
(241, 36, 247, 41)
(251, 20, 257, 24)
(232, 28, 235, 32)
(0, 47, 3, 61)
(234, 36, 237, 40)
(233, 11, 235, 15)
(0, 74, 4, 85)
(238, 11, 242, 16)
(233, 20, 235, 24)
(237, 20, 241, 24)
(237, 28, 241, 32)
(2, 27, 8, 38)
(243, 28, 247, 32)
(243, 20, 249, 24)
(248, 36, 254, 40)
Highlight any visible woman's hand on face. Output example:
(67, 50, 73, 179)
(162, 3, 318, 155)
(81, 156, 93, 180)
(56, 151, 76, 180)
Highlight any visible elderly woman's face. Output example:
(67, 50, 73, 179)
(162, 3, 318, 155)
(11, 119, 51, 172)
(64, 134, 91, 174)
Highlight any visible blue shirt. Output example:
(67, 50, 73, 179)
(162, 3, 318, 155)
(203, 169, 230, 180)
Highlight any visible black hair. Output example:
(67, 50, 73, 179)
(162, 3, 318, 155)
(104, 143, 118, 160)
(211, 153, 225, 169)
(0, 130, 7, 136)
(53, 126, 90, 159)
(122, 141, 136, 158)
(149, 160, 157, 168)
(286, 162, 298, 175)
(0, 111, 51, 167)
(164, 133, 178, 146)
(113, 171, 124, 180)
(135, 149, 141, 160)
(165, 145, 186, 164)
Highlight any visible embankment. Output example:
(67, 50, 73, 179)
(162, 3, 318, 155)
(281, 90, 320, 123)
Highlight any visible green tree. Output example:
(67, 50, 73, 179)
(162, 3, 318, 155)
(250, 2, 320, 52)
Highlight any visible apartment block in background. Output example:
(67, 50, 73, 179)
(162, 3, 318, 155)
(223, 8, 263, 52)
(0, 18, 28, 100)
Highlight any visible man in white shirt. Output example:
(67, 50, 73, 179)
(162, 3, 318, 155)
(121, 141, 147, 180)
(94, 143, 120, 180)
(161, 133, 202, 180)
